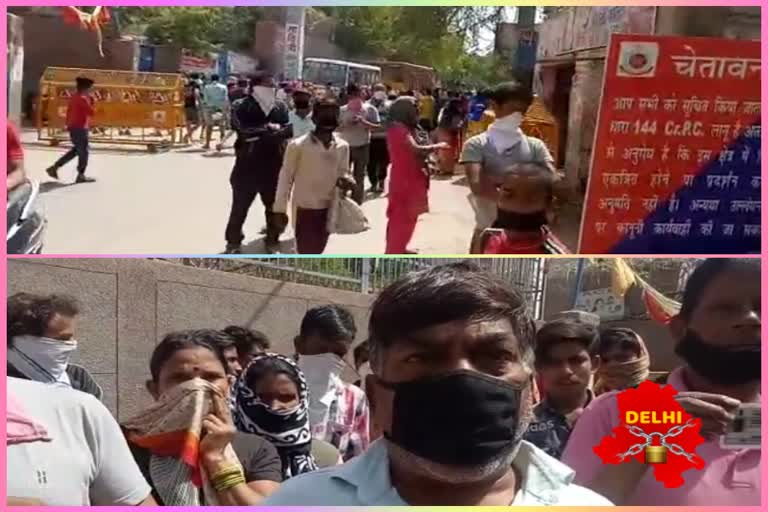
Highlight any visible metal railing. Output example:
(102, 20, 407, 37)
(163, 257, 547, 319)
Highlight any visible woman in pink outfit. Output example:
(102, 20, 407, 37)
(385, 97, 448, 254)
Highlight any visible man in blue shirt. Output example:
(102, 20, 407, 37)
(264, 263, 612, 506)
(202, 73, 230, 150)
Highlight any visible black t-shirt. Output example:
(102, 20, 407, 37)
(125, 431, 282, 505)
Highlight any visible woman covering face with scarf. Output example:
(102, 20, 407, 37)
(122, 330, 282, 506)
(234, 353, 319, 479)
(593, 327, 650, 395)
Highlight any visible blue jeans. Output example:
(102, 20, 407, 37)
(54, 128, 89, 173)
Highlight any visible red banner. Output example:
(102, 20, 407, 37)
(579, 34, 761, 254)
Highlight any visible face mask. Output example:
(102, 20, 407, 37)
(298, 353, 346, 427)
(492, 112, 523, 132)
(11, 335, 77, 382)
(314, 111, 339, 132)
(294, 99, 310, 110)
(374, 91, 386, 101)
(378, 370, 524, 467)
(675, 330, 761, 386)
(493, 209, 548, 232)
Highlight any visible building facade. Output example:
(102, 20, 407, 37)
(533, 6, 760, 191)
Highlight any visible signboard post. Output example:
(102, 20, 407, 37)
(579, 34, 761, 254)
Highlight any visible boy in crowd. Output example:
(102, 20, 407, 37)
(524, 318, 598, 460)
(479, 162, 569, 254)
(294, 305, 370, 461)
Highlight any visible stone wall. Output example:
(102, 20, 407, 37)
(7, 259, 374, 420)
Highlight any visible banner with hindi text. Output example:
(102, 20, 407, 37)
(579, 34, 760, 254)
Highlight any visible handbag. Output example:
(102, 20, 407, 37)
(326, 186, 369, 235)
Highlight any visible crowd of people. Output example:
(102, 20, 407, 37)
(7, 258, 761, 506)
(8, 70, 569, 256)
(183, 70, 566, 255)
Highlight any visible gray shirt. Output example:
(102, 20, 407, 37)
(7, 377, 151, 506)
(338, 103, 380, 148)
(460, 132, 554, 179)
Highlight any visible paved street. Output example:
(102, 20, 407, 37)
(21, 131, 580, 255)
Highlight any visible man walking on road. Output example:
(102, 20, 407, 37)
(225, 70, 293, 254)
(46, 76, 96, 184)
(367, 83, 391, 194)
(337, 83, 380, 204)
(201, 73, 230, 150)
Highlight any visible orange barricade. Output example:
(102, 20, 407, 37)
(37, 67, 185, 151)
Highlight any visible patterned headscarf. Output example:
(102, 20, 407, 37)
(234, 353, 318, 479)
(122, 378, 238, 505)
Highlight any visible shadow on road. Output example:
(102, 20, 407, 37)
(226, 236, 297, 255)
(39, 181, 77, 193)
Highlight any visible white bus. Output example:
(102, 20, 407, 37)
(303, 58, 381, 88)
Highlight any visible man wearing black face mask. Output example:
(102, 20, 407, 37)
(562, 258, 761, 506)
(273, 99, 355, 254)
(263, 263, 612, 505)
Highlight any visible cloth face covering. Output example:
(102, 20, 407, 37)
(122, 378, 237, 505)
(486, 112, 523, 154)
(298, 352, 346, 428)
(594, 340, 651, 394)
(378, 370, 525, 467)
(252, 86, 276, 115)
(235, 353, 318, 479)
(8, 335, 78, 384)
(494, 209, 548, 232)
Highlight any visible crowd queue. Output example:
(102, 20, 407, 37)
(7, 258, 761, 506)
(20, 68, 566, 256)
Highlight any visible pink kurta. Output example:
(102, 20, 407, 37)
(560, 367, 761, 506)
(385, 124, 429, 253)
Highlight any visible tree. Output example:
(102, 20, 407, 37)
(118, 6, 264, 54)
(319, 6, 508, 86)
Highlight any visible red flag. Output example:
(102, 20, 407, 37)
(642, 286, 679, 325)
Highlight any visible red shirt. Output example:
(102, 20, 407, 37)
(7, 123, 24, 172)
(66, 93, 95, 129)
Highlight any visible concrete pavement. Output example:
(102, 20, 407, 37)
(21, 131, 580, 255)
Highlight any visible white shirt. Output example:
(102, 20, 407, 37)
(263, 439, 614, 505)
(7, 378, 151, 506)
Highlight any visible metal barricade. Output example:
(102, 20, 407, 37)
(37, 67, 185, 151)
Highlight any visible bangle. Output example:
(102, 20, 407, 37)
(210, 464, 246, 493)
(213, 473, 246, 492)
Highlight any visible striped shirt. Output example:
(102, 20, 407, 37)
(310, 374, 370, 462)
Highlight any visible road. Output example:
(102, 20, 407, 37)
(21, 131, 580, 255)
